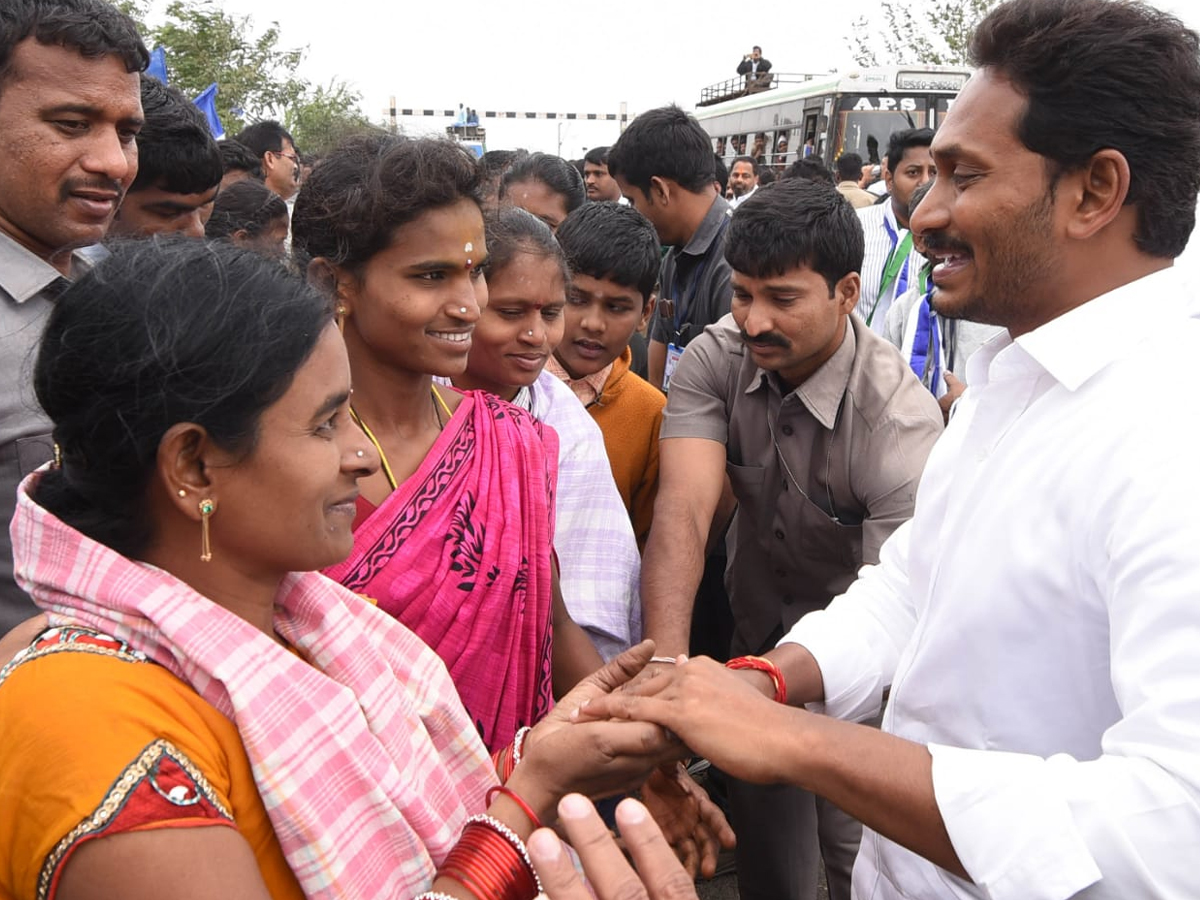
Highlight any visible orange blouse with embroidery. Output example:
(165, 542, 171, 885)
(0, 628, 304, 900)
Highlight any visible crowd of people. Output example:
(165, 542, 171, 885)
(2, 0, 1200, 898)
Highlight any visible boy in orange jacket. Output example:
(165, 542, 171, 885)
(549, 202, 664, 550)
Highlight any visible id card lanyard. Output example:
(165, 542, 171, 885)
(866, 217, 913, 326)
(662, 216, 731, 390)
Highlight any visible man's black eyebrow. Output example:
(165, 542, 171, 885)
(43, 103, 144, 126)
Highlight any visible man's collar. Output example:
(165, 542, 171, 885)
(1014, 265, 1186, 391)
(0, 230, 104, 303)
(745, 317, 856, 430)
(679, 194, 732, 257)
(0, 230, 65, 303)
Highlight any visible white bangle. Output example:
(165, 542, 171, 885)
(512, 725, 532, 766)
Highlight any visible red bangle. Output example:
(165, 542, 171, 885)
(486, 784, 543, 830)
(439, 817, 540, 900)
(726, 655, 787, 704)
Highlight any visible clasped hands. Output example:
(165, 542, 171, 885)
(524, 640, 798, 898)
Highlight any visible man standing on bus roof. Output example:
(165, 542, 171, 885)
(607, 104, 733, 393)
(854, 128, 936, 335)
(729, 156, 759, 209)
(737, 45, 772, 82)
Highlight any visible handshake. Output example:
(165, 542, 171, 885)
(524, 640, 793, 898)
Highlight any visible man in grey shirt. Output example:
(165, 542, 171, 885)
(607, 105, 733, 393)
(0, 0, 147, 632)
(640, 180, 943, 900)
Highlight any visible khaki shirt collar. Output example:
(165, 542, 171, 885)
(744, 317, 856, 431)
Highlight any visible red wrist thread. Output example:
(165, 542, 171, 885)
(726, 655, 787, 704)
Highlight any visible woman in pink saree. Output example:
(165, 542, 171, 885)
(293, 136, 603, 752)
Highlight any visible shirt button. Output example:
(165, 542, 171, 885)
(774, 529, 785, 540)
(782, 425, 794, 436)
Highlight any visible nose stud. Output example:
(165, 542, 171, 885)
(356, 450, 365, 458)
(459, 307, 467, 314)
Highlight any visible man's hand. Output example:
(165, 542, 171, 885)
(640, 762, 736, 878)
(530, 795, 700, 900)
(940, 372, 966, 423)
(574, 655, 798, 784)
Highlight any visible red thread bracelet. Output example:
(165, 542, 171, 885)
(486, 784, 543, 830)
(726, 655, 787, 704)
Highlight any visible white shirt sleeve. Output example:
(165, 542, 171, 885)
(777, 520, 918, 722)
(929, 424, 1200, 900)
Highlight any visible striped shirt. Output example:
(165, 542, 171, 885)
(855, 201, 924, 336)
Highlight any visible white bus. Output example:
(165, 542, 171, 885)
(694, 65, 970, 170)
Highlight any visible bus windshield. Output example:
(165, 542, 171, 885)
(833, 102, 929, 164)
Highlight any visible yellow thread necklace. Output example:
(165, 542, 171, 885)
(351, 386, 452, 491)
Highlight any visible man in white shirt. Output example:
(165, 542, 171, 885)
(854, 130, 935, 334)
(728, 156, 759, 209)
(584, 0, 1200, 897)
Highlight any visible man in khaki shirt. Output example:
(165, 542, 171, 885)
(640, 179, 942, 900)
(835, 152, 878, 209)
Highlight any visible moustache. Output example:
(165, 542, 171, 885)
(739, 329, 791, 349)
(59, 178, 126, 203)
(922, 231, 972, 258)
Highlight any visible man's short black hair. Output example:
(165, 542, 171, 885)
(130, 75, 222, 195)
(971, 0, 1200, 258)
(731, 156, 758, 175)
(234, 120, 295, 159)
(836, 152, 864, 183)
(607, 105, 715, 196)
(0, 0, 147, 94)
(556, 201, 661, 305)
(885, 128, 934, 175)
(713, 154, 729, 195)
(726, 178, 863, 294)
(782, 157, 835, 186)
(584, 146, 609, 167)
(218, 139, 263, 180)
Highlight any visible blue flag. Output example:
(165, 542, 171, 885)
(193, 83, 224, 140)
(146, 46, 168, 84)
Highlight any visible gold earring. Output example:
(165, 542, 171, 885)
(335, 304, 348, 334)
(199, 499, 215, 562)
(177, 489, 187, 498)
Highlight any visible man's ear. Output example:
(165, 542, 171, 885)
(640, 293, 657, 331)
(833, 272, 860, 314)
(649, 175, 672, 207)
(1062, 148, 1131, 242)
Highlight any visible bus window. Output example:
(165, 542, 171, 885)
(832, 100, 929, 163)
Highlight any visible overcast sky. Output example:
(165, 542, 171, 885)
(142, 0, 1200, 155)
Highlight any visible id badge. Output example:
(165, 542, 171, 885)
(663, 342, 684, 391)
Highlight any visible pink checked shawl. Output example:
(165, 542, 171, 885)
(324, 390, 558, 753)
(11, 473, 497, 900)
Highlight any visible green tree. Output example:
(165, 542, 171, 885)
(848, 0, 1001, 66)
(285, 80, 377, 158)
(149, 0, 307, 126)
